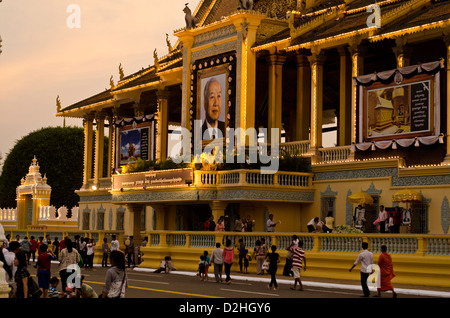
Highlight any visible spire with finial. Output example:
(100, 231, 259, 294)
(110, 75, 115, 89)
(56, 95, 61, 112)
(119, 63, 124, 81)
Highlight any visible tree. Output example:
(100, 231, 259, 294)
(0, 126, 85, 209)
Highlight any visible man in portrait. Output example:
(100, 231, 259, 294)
(202, 77, 225, 140)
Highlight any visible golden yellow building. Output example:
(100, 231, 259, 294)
(54, 0, 450, 239)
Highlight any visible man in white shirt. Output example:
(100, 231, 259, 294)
(379, 205, 388, 233)
(349, 242, 374, 297)
(266, 214, 277, 232)
(210, 242, 224, 283)
(110, 235, 120, 252)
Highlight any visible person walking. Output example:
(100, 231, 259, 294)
(222, 239, 234, 285)
(266, 245, 280, 290)
(101, 250, 127, 298)
(210, 242, 224, 283)
(37, 243, 56, 298)
(290, 240, 306, 291)
(20, 236, 32, 265)
(58, 238, 80, 292)
(252, 240, 266, 275)
(376, 245, 397, 298)
(12, 250, 30, 298)
(283, 235, 298, 277)
(237, 239, 246, 273)
(29, 236, 37, 263)
(349, 242, 373, 297)
(102, 238, 110, 267)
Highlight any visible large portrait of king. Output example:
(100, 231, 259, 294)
(197, 65, 229, 141)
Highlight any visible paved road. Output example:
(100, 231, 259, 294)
(71, 266, 446, 299)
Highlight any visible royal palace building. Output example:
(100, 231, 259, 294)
(2, 0, 450, 287)
(48, 0, 450, 241)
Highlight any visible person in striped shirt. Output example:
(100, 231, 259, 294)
(290, 240, 307, 291)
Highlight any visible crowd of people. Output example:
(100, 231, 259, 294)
(1, 234, 132, 298)
(2, 230, 397, 298)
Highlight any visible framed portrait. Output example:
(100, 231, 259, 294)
(116, 118, 154, 167)
(360, 73, 436, 142)
(197, 65, 228, 141)
(190, 51, 237, 148)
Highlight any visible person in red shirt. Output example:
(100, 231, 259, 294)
(29, 236, 38, 263)
(37, 244, 56, 298)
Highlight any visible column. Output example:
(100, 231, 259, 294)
(444, 37, 450, 162)
(295, 49, 311, 141)
(106, 115, 114, 178)
(348, 43, 366, 151)
(209, 200, 228, 225)
(338, 45, 352, 146)
(307, 48, 326, 162)
(125, 204, 144, 245)
(152, 204, 169, 231)
(156, 89, 170, 161)
(94, 113, 105, 189)
(267, 51, 286, 142)
(83, 113, 94, 189)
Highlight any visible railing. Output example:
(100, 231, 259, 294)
(0, 208, 16, 222)
(144, 231, 450, 256)
(319, 145, 351, 162)
(195, 170, 313, 188)
(280, 140, 310, 155)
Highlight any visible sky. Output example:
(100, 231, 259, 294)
(0, 0, 192, 159)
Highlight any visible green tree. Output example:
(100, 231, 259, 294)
(0, 126, 85, 209)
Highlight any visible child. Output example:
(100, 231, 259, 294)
(48, 276, 61, 298)
(203, 251, 210, 281)
(62, 283, 77, 298)
(154, 258, 167, 273)
(198, 255, 206, 281)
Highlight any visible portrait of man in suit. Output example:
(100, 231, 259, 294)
(201, 75, 226, 140)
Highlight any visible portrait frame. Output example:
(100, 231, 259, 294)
(197, 64, 229, 141)
(189, 51, 237, 150)
(360, 72, 437, 142)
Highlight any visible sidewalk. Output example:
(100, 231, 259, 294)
(133, 267, 450, 298)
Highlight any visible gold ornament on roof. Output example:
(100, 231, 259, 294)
(110, 75, 115, 89)
(119, 63, 124, 81)
(154, 48, 160, 71)
(166, 33, 173, 52)
(56, 95, 61, 112)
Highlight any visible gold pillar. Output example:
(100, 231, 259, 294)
(267, 51, 286, 142)
(209, 201, 228, 225)
(107, 116, 114, 178)
(83, 113, 94, 188)
(308, 49, 326, 162)
(94, 113, 105, 188)
(348, 43, 366, 148)
(125, 204, 144, 245)
(444, 37, 450, 162)
(338, 46, 352, 146)
(156, 89, 170, 161)
(295, 50, 311, 141)
(152, 204, 169, 231)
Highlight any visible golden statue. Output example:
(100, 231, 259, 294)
(119, 63, 124, 81)
(166, 33, 173, 52)
(56, 95, 61, 112)
(153, 48, 160, 71)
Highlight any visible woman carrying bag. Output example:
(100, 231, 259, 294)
(101, 250, 127, 298)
